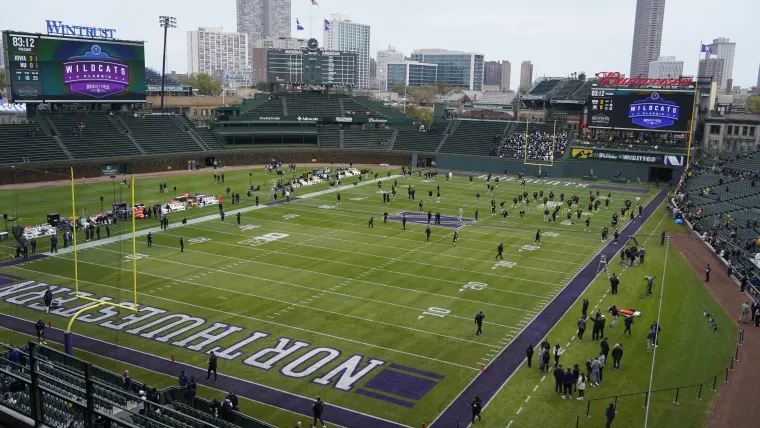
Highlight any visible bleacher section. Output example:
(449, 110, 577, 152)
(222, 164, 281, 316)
(242, 97, 285, 116)
(195, 127, 228, 151)
(477, 92, 516, 106)
(352, 96, 408, 120)
(0, 124, 70, 164)
(548, 79, 584, 100)
(392, 126, 445, 153)
(46, 115, 141, 160)
(124, 116, 203, 154)
(439, 120, 508, 156)
(282, 93, 342, 117)
(522, 78, 562, 100)
(318, 128, 342, 148)
(342, 129, 393, 151)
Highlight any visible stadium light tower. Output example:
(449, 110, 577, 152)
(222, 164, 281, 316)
(158, 16, 177, 114)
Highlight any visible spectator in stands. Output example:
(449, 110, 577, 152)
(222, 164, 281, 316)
(210, 399, 221, 418)
(178, 370, 188, 387)
(184, 375, 197, 405)
(226, 392, 239, 411)
(122, 370, 131, 391)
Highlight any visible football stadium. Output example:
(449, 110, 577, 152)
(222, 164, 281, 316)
(1, 10, 759, 428)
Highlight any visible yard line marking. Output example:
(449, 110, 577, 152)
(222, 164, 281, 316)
(13, 265, 480, 371)
(507, 421, 513, 428)
(566, 342, 571, 348)
(541, 376, 546, 382)
(524, 396, 531, 403)
(53, 253, 505, 349)
(532, 385, 539, 392)
(516, 407, 523, 415)
(113, 244, 536, 320)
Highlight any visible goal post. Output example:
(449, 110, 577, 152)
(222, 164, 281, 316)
(65, 169, 138, 355)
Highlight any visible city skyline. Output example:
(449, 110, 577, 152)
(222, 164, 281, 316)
(1, 0, 758, 89)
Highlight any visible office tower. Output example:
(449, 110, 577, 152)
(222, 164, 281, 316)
(377, 46, 405, 90)
(187, 27, 249, 75)
(629, 0, 666, 78)
(699, 56, 725, 87)
(500, 61, 511, 91)
(647, 56, 684, 79)
(410, 49, 484, 91)
(386, 61, 438, 91)
(236, 0, 291, 45)
(323, 14, 371, 88)
(519, 61, 533, 91)
(707, 37, 736, 89)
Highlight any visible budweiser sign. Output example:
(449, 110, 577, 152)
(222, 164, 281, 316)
(596, 72, 693, 88)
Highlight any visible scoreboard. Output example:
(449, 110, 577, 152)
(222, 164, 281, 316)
(2, 31, 146, 103)
(586, 88, 695, 132)
(267, 38, 357, 86)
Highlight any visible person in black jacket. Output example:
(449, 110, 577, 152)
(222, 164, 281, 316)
(206, 351, 218, 382)
(311, 396, 325, 428)
(470, 396, 482, 423)
(553, 365, 564, 394)
(526, 344, 534, 368)
(43, 288, 53, 314)
(226, 392, 239, 410)
(474, 311, 485, 335)
(600, 338, 610, 359)
(609, 273, 620, 295)
(623, 315, 634, 336)
(605, 402, 616, 427)
(582, 297, 589, 318)
(611, 343, 623, 369)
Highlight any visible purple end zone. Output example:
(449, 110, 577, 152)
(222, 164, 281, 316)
(0, 314, 407, 428)
(0, 253, 48, 269)
(430, 189, 668, 427)
(356, 389, 415, 408)
(0, 273, 23, 287)
(389, 363, 446, 380)
(364, 369, 438, 401)
(263, 196, 301, 206)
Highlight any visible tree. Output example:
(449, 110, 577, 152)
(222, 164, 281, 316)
(405, 105, 433, 124)
(255, 81, 270, 92)
(747, 94, 760, 114)
(408, 87, 437, 105)
(0, 69, 6, 91)
(194, 73, 222, 96)
(391, 83, 407, 96)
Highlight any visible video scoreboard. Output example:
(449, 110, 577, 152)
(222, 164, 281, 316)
(2, 31, 146, 103)
(267, 38, 357, 86)
(586, 87, 695, 132)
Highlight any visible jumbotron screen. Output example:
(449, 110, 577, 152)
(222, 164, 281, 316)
(2, 31, 146, 103)
(267, 41, 357, 86)
(586, 88, 695, 132)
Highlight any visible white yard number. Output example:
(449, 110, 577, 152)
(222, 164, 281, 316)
(239, 233, 289, 247)
(318, 205, 335, 210)
(560, 220, 574, 226)
(520, 245, 540, 252)
(542, 232, 559, 237)
(125, 253, 149, 260)
(352, 197, 367, 200)
(492, 261, 517, 269)
(188, 237, 211, 245)
(460, 281, 488, 292)
(419, 307, 450, 319)
(239, 225, 261, 231)
(282, 214, 299, 219)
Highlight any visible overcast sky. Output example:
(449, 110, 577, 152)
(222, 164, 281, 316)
(3, 0, 758, 88)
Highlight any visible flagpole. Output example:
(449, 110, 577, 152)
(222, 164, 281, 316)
(686, 43, 701, 167)
(309, 3, 312, 39)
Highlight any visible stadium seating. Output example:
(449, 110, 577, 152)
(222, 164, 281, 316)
(352, 96, 408, 120)
(46, 115, 142, 160)
(392, 125, 445, 153)
(317, 128, 342, 148)
(0, 124, 70, 164)
(123, 116, 205, 155)
(282, 93, 342, 117)
(175, 115, 228, 151)
(522, 78, 562, 99)
(242, 97, 285, 116)
(439, 120, 508, 156)
(342, 128, 393, 151)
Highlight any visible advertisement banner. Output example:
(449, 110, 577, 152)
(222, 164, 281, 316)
(586, 88, 694, 132)
(569, 147, 684, 165)
(99, 163, 129, 176)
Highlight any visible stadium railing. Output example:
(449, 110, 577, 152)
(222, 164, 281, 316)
(1, 341, 276, 428)
(570, 330, 746, 427)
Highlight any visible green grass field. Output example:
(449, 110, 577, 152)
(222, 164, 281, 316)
(0, 166, 738, 427)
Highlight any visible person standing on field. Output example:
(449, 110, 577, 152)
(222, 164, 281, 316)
(526, 344, 534, 368)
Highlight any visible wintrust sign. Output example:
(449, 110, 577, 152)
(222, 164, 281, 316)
(596, 72, 693, 88)
(46, 20, 116, 39)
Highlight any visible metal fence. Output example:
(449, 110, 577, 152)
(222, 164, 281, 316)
(572, 329, 746, 427)
(0, 341, 276, 428)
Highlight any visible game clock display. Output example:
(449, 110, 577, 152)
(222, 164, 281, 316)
(2, 31, 146, 103)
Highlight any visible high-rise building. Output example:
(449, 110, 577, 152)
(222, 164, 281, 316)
(500, 60, 511, 91)
(707, 37, 736, 89)
(409, 49, 484, 91)
(187, 27, 249, 76)
(519, 61, 533, 91)
(757, 63, 760, 88)
(236, 0, 291, 45)
(370, 58, 377, 78)
(386, 61, 438, 91)
(699, 56, 725, 87)
(484, 61, 502, 87)
(647, 56, 684, 79)
(251, 37, 308, 84)
(323, 14, 371, 88)
(0, 37, 4, 69)
(629, 0, 666, 78)
(376, 46, 405, 90)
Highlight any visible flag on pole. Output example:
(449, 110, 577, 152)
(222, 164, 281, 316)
(296, 18, 304, 31)
(311, 0, 319, 5)
(700, 43, 712, 53)
(323, 19, 330, 31)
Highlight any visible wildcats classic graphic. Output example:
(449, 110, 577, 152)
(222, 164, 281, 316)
(628, 92, 680, 129)
(63, 45, 129, 98)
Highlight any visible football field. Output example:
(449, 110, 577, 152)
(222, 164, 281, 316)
(0, 167, 662, 426)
